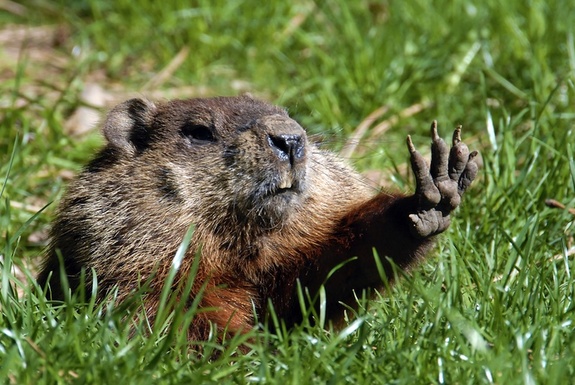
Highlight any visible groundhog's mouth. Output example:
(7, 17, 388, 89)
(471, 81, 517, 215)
(272, 183, 300, 197)
(260, 182, 303, 202)
(269, 171, 301, 195)
(256, 181, 301, 200)
(247, 178, 302, 228)
(276, 178, 295, 193)
(255, 169, 306, 203)
(276, 186, 296, 195)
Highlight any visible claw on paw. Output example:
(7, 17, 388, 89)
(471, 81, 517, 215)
(452, 126, 462, 145)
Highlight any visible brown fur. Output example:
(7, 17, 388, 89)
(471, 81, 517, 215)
(37, 95, 478, 340)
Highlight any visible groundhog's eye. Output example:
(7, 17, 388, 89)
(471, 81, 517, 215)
(181, 123, 216, 143)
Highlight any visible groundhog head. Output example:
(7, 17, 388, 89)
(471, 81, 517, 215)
(98, 95, 310, 232)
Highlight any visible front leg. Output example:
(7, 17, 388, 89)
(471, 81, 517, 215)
(407, 121, 479, 238)
(290, 122, 478, 326)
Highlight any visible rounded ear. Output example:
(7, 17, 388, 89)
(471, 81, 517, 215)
(103, 98, 156, 155)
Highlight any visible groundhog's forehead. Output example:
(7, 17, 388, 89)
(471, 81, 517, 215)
(157, 96, 288, 127)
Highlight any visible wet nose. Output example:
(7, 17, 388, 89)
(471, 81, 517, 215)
(268, 133, 305, 165)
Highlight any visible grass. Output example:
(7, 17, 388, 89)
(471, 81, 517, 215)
(1, 0, 575, 383)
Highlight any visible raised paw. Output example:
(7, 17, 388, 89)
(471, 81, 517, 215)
(406, 121, 478, 238)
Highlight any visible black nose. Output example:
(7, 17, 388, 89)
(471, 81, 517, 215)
(268, 134, 305, 165)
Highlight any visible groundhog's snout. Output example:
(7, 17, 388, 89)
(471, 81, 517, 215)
(267, 133, 305, 166)
(260, 114, 307, 167)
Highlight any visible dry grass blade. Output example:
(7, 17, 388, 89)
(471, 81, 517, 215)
(0, 0, 26, 16)
(342, 101, 431, 159)
(279, 4, 315, 40)
(340, 105, 388, 159)
(143, 46, 190, 91)
(545, 198, 575, 215)
(367, 101, 432, 143)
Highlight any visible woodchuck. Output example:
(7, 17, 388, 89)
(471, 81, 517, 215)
(37, 94, 478, 340)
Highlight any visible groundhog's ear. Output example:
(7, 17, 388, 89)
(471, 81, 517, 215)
(103, 98, 156, 155)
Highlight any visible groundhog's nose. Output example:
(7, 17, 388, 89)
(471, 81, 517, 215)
(268, 133, 305, 165)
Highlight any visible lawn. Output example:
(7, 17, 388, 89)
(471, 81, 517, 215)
(1, 0, 575, 383)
